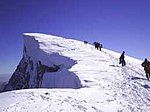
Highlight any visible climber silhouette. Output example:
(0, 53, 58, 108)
(119, 51, 126, 66)
(141, 58, 150, 80)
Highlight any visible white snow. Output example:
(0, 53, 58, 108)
(0, 33, 150, 112)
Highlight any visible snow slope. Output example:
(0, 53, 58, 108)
(0, 33, 150, 112)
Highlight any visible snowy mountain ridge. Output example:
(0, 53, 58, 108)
(0, 33, 150, 112)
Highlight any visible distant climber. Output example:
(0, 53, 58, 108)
(141, 58, 150, 80)
(99, 44, 103, 51)
(93, 42, 103, 51)
(93, 42, 101, 50)
(93, 42, 97, 45)
(119, 51, 126, 66)
(84, 41, 88, 44)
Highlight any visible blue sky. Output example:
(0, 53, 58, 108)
(0, 0, 150, 74)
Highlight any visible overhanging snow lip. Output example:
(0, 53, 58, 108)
(23, 33, 47, 38)
(23, 32, 48, 36)
(23, 33, 82, 89)
(23, 33, 65, 40)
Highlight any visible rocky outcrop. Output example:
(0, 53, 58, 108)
(3, 33, 82, 92)
(3, 44, 60, 92)
(3, 33, 82, 91)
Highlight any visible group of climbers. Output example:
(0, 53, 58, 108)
(117, 51, 150, 81)
(84, 40, 149, 80)
(93, 42, 103, 51)
(119, 53, 150, 80)
(84, 41, 103, 51)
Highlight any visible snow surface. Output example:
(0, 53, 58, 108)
(0, 33, 150, 112)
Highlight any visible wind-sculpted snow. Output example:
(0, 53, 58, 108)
(1, 33, 150, 112)
(3, 33, 82, 91)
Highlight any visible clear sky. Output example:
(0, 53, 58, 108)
(0, 0, 150, 74)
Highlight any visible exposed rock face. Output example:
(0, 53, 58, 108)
(3, 36, 60, 91)
(3, 33, 81, 92)
(4, 46, 60, 91)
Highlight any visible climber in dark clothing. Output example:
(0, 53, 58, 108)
(99, 44, 102, 51)
(93, 42, 100, 50)
(119, 51, 126, 66)
(84, 41, 88, 44)
(141, 58, 150, 80)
